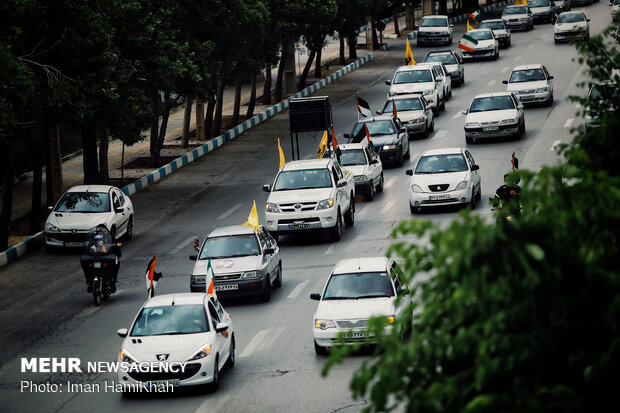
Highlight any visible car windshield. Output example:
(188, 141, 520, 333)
(420, 17, 447, 27)
(199, 234, 260, 259)
(130, 305, 209, 336)
(509, 68, 546, 83)
(322, 272, 394, 300)
(393, 69, 432, 84)
(503, 6, 528, 14)
(467, 30, 493, 40)
(589, 84, 618, 100)
(479, 21, 505, 30)
(614, 0, 620, 5)
(469, 96, 515, 112)
(415, 154, 468, 174)
(351, 120, 397, 139)
(557, 13, 584, 23)
(55, 192, 110, 213)
(273, 168, 332, 190)
(528, 0, 549, 7)
(339, 149, 367, 166)
(424, 53, 457, 64)
(383, 97, 423, 112)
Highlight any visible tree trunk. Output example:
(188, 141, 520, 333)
(28, 128, 42, 234)
(406, 4, 415, 30)
(371, 19, 380, 49)
(275, 48, 288, 102)
(149, 91, 160, 166)
(212, 81, 225, 137)
(314, 35, 325, 78)
(81, 121, 100, 184)
(98, 126, 109, 185)
(348, 33, 358, 59)
(439, 0, 448, 15)
(182, 95, 193, 148)
(262, 64, 272, 105)
(338, 31, 346, 65)
(394, 10, 400, 37)
(246, 71, 257, 118)
(205, 97, 215, 140)
(156, 93, 173, 162)
(232, 71, 242, 126)
(298, 47, 317, 90)
(463, 0, 479, 12)
(46, 122, 63, 204)
(0, 131, 15, 251)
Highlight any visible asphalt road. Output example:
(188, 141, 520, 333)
(0, 3, 612, 412)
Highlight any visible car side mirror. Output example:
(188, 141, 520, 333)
(343, 133, 350, 139)
(548, 75, 554, 80)
(337, 179, 347, 188)
(215, 322, 229, 333)
(115, 207, 124, 213)
(117, 328, 128, 338)
(400, 128, 406, 133)
(385, 80, 392, 85)
(310, 293, 321, 301)
(263, 184, 271, 192)
(502, 80, 508, 84)
(461, 109, 468, 115)
(586, 18, 590, 22)
(471, 164, 480, 171)
(189, 254, 197, 261)
(518, 104, 524, 110)
(370, 158, 379, 165)
(263, 247, 275, 255)
(376, 110, 382, 114)
(405, 169, 413, 176)
(400, 288, 411, 295)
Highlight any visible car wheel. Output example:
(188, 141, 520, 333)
(432, 106, 440, 116)
(508, 38, 511, 47)
(460, 73, 465, 86)
(224, 336, 235, 369)
(344, 198, 355, 227)
(123, 216, 133, 241)
(448, 88, 452, 99)
(273, 263, 282, 288)
(396, 148, 404, 167)
(470, 191, 477, 210)
(314, 340, 328, 355)
(546, 92, 554, 107)
(377, 173, 384, 193)
(209, 355, 220, 391)
(429, 118, 435, 133)
(439, 97, 445, 111)
(368, 180, 375, 201)
(410, 203, 418, 214)
(261, 276, 272, 302)
(493, 48, 499, 60)
(516, 120, 525, 140)
(423, 123, 430, 139)
(404, 145, 411, 159)
(466, 135, 473, 144)
(330, 211, 342, 241)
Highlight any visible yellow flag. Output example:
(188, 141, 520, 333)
(243, 201, 260, 231)
(317, 130, 328, 158)
(278, 138, 285, 169)
(467, 19, 474, 32)
(405, 37, 415, 65)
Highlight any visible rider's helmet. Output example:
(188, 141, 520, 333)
(86, 226, 113, 254)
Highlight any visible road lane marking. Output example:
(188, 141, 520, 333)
(487, 79, 496, 87)
(261, 326, 285, 350)
(169, 236, 197, 255)
(239, 328, 270, 358)
(312, 277, 326, 294)
(385, 176, 397, 188)
(434, 130, 447, 139)
(196, 394, 230, 413)
(527, 44, 535, 49)
(324, 243, 337, 255)
(381, 201, 394, 214)
(501, 67, 510, 73)
(564, 118, 573, 128)
(514, 55, 522, 62)
(288, 280, 310, 299)
(550, 140, 561, 151)
(217, 202, 243, 220)
(357, 203, 371, 217)
(452, 112, 462, 119)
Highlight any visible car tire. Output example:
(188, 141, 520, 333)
(410, 203, 418, 214)
(404, 145, 410, 159)
(470, 192, 477, 210)
(396, 148, 404, 167)
(377, 173, 384, 193)
(344, 198, 355, 227)
(448, 88, 452, 99)
(493, 48, 499, 60)
(423, 124, 429, 139)
(508, 38, 511, 47)
(429, 118, 435, 133)
(554, 38, 559, 44)
(261, 276, 272, 302)
(466, 135, 473, 144)
(123, 216, 133, 241)
(439, 97, 445, 111)
(273, 263, 283, 288)
(314, 340, 328, 355)
(224, 336, 235, 369)
(209, 355, 220, 391)
(516, 120, 525, 140)
(368, 180, 375, 201)
(432, 106, 440, 116)
(449, 35, 453, 45)
(330, 212, 342, 241)
(546, 92, 554, 107)
(460, 73, 465, 86)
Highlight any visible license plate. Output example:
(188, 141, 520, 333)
(215, 284, 239, 291)
(429, 194, 450, 200)
(288, 223, 310, 229)
(93, 262, 101, 268)
(483, 126, 499, 131)
(351, 331, 368, 339)
(64, 242, 85, 247)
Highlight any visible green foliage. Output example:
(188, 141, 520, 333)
(323, 25, 620, 413)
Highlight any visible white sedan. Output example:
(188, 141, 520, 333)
(406, 147, 482, 212)
(554, 11, 589, 43)
(310, 257, 410, 355)
(117, 293, 234, 392)
(44, 185, 134, 251)
(503, 64, 554, 106)
(463, 92, 525, 143)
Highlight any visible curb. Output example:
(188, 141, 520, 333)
(0, 53, 374, 269)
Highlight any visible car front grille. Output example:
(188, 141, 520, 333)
(127, 363, 201, 382)
(428, 184, 449, 192)
(45, 232, 89, 242)
(480, 120, 501, 126)
(214, 273, 242, 281)
(518, 89, 536, 95)
(336, 319, 369, 329)
(421, 198, 459, 205)
(279, 202, 318, 212)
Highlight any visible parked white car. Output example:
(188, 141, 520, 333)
(117, 293, 234, 392)
(406, 147, 481, 212)
(417, 15, 453, 46)
(459, 29, 499, 61)
(263, 158, 355, 242)
(378, 94, 435, 139)
(478, 19, 511, 48)
(310, 257, 410, 355)
(463, 92, 525, 143)
(44, 185, 134, 251)
(502, 5, 534, 31)
(554, 10, 589, 43)
(385, 65, 445, 115)
(331, 142, 384, 201)
(503, 64, 554, 106)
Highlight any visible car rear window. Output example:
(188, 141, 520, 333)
(383, 97, 423, 112)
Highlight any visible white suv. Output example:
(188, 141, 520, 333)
(386, 66, 445, 115)
(263, 158, 355, 242)
(417, 15, 453, 46)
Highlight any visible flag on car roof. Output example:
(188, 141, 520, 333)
(243, 200, 260, 231)
(392, 98, 398, 119)
(277, 138, 286, 169)
(203, 258, 215, 295)
(330, 128, 342, 163)
(467, 19, 475, 32)
(458, 33, 478, 52)
(363, 123, 372, 145)
(317, 130, 328, 158)
(467, 10, 480, 22)
(356, 95, 371, 117)
(405, 37, 415, 65)
(145, 254, 162, 298)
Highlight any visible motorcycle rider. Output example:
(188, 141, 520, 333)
(84, 226, 121, 293)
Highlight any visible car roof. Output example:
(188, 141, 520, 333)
(357, 114, 395, 123)
(332, 257, 390, 274)
(472, 91, 513, 99)
(505, 4, 527, 8)
(281, 158, 333, 171)
(420, 147, 464, 157)
(480, 19, 504, 23)
(395, 65, 432, 72)
(426, 50, 456, 55)
(339, 142, 369, 151)
(66, 185, 115, 193)
(511, 64, 543, 71)
(144, 293, 210, 308)
(466, 28, 493, 34)
(208, 225, 256, 238)
(421, 14, 448, 19)
(388, 93, 424, 101)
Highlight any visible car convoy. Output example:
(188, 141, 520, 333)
(35, 1, 613, 394)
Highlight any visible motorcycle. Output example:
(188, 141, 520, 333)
(80, 227, 122, 306)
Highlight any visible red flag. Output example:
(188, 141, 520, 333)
(330, 127, 338, 149)
(146, 254, 157, 290)
(392, 98, 398, 119)
(364, 123, 371, 145)
(512, 151, 518, 171)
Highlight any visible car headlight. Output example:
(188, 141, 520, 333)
(354, 175, 368, 182)
(482, 45, 494, 50)
(500, 118, 518, 125)
(423, 89, 433, 95)
(188, 345, 212, 361)
(455, 181, 468, 190)
(536, 87, 549, 93)
(497, 33, 508, 38)
(383, 144, 397, 150)
(316, 199, 334, 210)
(119, 349, 136, 363)
(315, 319, 336, 330)
(410, 117, 425, 124)
(265, 202, 281, 213)
(411, 184, 423, 193)
(46, 222, 61, 232)
(465, 122, 480, 128)
(191, 274, 206, 284)
(240, 270, 260, 279)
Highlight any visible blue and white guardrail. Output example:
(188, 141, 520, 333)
(0, 53, 373, 268)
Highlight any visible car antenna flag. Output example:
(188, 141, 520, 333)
(392, 98, 398, 119)
(203, 258, 215, 295)
(243, 200, 261, 232)
(145, 254, 163, 298)
(317, 130, 328, 158)
(467, 10, 480, 24)
(405, 37, 416, 66)
(356, 94, 372, 118)
(278, 138, 286, 169)
(467, 19, 475, 32)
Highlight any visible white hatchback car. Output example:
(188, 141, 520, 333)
(406, 147, 481, 213)
(44, 185, 134, 251)
(463, 92, 525, 143)
(117, 293, 234, 392)
(310, 257, 410, 355)
(553, 10, 589, 43)
(459, 29, 499, 61)
(503, 64, 554, 106)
